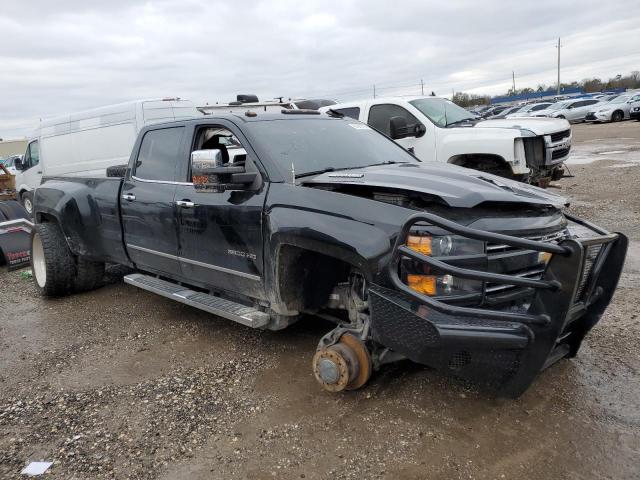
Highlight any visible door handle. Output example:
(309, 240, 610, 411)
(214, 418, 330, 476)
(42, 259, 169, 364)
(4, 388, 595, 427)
(122, 193, 136, 201)
(175, 200, 195, 208)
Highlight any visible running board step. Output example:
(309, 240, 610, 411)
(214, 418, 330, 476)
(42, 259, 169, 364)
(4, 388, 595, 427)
(124, 273, 270, 329)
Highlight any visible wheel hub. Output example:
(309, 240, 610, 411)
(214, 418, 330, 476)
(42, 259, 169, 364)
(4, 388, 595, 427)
(317, 358, 341, 384)
(312, 333, 372, 392)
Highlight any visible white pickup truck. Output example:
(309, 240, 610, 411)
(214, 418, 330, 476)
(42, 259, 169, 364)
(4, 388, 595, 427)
(320, 96, 572, 185)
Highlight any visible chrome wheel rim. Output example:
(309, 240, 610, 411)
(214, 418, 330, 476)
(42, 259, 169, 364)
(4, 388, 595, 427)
(24, 197, 33, 214)
(32, 232, 47, 288)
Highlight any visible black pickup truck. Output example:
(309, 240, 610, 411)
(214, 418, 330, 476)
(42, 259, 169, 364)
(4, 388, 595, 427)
(31, 111, 627, 397)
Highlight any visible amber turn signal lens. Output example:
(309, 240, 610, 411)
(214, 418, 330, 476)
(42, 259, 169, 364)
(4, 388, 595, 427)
(407, 274, 436, 296)
(538, 252, 553, 264)
(407, 235, 432, 255)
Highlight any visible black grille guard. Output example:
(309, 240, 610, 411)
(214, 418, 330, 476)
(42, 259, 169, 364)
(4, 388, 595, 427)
(380, 211, 628, 396)
(389, 212, 622, 325)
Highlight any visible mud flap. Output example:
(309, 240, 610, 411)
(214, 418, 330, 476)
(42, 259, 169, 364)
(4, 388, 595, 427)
(0, 218, 33, 271)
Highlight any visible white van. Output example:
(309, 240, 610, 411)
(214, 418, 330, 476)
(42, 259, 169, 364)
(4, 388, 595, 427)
(15, 98, 201, 214)
(320, 96, 572, 185)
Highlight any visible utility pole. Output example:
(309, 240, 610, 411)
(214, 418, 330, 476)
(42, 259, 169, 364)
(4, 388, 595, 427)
(421, 78, 424, 96)
(512, 71, 516, 95)
(556, 37, 561, 95)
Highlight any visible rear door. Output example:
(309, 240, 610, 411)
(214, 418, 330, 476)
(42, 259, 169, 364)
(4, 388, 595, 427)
(173, 120, 267, 298)
(575, 100, 599, 120)
(121, 126, 186, 275)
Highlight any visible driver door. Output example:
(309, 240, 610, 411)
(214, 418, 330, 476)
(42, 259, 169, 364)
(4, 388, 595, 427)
(174, 121, 268, 298)
(366, 103, 432, 159)
(19, 140, 42, 191)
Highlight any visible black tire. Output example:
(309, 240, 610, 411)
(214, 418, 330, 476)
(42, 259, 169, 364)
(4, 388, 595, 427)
(20, 191, 34, 217)
(74, 258, 105, 292)
(0, 200, 29, 221)
(31, 223, 75, 297)
(612, 110, 624, 122)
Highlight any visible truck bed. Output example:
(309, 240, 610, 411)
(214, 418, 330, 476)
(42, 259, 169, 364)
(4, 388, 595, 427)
(35, 176, 129, 265)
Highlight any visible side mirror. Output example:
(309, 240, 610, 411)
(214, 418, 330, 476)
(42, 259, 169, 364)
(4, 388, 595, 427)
(13, 158, 24, 171)
(414, 123, 426, 138)
(191, 149, 257, 192)
(389, 116, 409, 140)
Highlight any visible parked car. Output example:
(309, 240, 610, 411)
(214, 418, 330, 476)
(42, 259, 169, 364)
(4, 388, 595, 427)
(630, 104, 640, 120)
(585, 94, 640, 123)
(490, 105, 524, 119)
(320, 96, 571, 186)
(0, 155, 22, 175)
(504, 102, 555, 118)
(13, 99, 201, 215)
(539, 98, 601, 123)
(31, 111, 627, 397)
(481, 105, 510, 118)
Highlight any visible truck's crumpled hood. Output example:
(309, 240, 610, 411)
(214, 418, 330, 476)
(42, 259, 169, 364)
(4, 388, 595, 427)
(473, 117, 570, 135)
(302, 162, 568, 209)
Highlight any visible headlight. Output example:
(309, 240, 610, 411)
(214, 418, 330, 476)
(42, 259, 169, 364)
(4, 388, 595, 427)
(405, 234, 484, 297)
(513, 138, 526, 165)
(407, 234, 483, 257)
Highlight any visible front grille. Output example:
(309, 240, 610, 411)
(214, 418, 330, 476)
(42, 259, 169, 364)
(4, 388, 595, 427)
(575, 244, 602, 301)
(549, 129, 570, 143)
(485, 230, 568, 303)
(487, 230, 567, 254)
(552, 147, 570, 160)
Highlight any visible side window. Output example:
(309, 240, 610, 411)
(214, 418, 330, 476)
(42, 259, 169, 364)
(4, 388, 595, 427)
(335, 107, 360, 120)
(572, 101, 586, 108)
(531, 104, 547, 111)
(368, 104, 421, 136)
(134, 127, 184, 181)
(193, 126, 246, 167)
(24, 141, 39, 169)
(584, 100, 598, 106)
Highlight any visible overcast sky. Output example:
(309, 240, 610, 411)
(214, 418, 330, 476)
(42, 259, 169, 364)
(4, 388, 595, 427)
(1, 0, 639, 138)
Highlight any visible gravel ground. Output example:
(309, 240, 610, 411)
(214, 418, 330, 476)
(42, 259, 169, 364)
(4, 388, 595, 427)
(1, 120, 639, 479)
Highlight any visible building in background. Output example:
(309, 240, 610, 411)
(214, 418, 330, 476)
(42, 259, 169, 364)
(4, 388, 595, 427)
(0, 139, 28, 158)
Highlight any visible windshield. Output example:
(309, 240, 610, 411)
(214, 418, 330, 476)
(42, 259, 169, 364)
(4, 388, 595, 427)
(547, 101, 570, 111)
(409, 98, 475, 127)
(609, 95, 630, 104)
(248, 118, 418, 178)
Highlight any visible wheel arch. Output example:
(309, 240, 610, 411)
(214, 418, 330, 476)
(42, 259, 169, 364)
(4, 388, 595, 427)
(447, 153, 514, 177)
(273, 243, 359, 314)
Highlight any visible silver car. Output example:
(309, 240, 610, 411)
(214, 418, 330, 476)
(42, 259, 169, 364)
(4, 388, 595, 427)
(585, 93, 640, 123)
(540, 98, 601, 123)
(504, 102, 554, 118)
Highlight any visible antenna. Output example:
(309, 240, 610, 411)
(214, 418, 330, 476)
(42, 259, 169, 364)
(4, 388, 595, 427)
(556, 37, 562, 95)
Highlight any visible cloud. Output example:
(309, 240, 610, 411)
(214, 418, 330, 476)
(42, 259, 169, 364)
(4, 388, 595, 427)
(1, 0, 639, 137)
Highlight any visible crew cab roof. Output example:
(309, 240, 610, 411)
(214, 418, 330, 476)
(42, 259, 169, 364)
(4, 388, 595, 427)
(139, 111, 340, 129)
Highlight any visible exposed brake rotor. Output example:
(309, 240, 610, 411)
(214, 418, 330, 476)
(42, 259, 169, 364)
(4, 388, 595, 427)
(312, 333, 372, 392)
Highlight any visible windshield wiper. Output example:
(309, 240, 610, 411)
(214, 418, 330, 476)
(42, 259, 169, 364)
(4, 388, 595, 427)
(295, 161, 409, 179)
(295, 167, 337, 179)
(446, 118, 476, 127)
(363, 161, 408, 167)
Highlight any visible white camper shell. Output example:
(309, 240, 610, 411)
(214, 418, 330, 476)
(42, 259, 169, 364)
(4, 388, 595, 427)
(15, 99, 201, 214)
